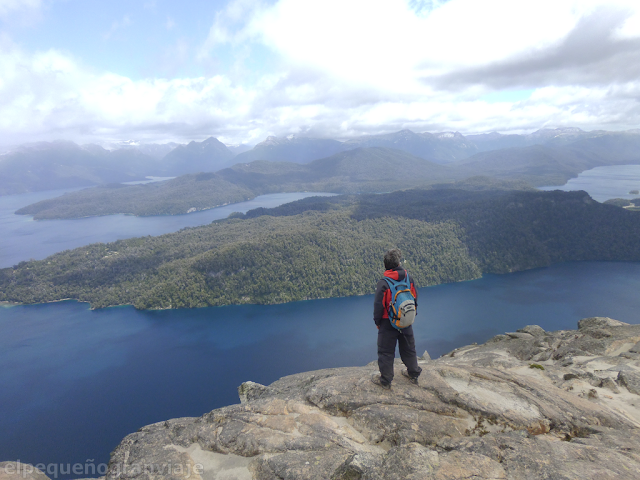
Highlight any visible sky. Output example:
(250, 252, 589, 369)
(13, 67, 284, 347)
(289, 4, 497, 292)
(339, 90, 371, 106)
(1, 0, 640, 146)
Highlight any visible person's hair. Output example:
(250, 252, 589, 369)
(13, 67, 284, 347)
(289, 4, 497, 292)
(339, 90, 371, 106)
(384, 249, 402, 270)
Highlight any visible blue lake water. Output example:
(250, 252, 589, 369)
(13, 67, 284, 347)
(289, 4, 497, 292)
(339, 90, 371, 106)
(0, 190, 334, 268)
(540, 164, 640, 202)
(1, 261, 640, 475)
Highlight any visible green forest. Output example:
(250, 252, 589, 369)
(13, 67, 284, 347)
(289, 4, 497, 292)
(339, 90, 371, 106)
(2, 187, 640, 310)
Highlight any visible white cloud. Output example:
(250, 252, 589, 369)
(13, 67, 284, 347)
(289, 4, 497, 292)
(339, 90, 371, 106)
(197, 0, 266, 61)
(250, 0, 640, 91)
(614, 5, 640, 40)
(2, 0, 640, 146)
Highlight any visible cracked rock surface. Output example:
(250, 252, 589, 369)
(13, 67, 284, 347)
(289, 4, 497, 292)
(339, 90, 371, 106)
(16, 317, 640, 480)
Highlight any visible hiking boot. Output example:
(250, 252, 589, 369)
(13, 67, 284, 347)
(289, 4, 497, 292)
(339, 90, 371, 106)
(402, 369, 419, 385)
(371, 374, 391, 390)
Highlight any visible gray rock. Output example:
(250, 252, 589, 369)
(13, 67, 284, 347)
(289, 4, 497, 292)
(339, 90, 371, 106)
(505, 332, 534, 340)
(438, 430, 640, 479)
(0, 463, 50, 480)
(561, 357, 574, 366)
(485, 334, 509, 344)
(585, 328, 613, 339)
(552, 336, 607, 359)
(517, 325, 546, 336)
(532, 350, 553, 362)
(618, 370, 640, 395)
(578, 317, 629, 330)
(238, 381, 269, 404)
(420, 350, 431, 361)
(620, 352, 640, 360)
(630, 341, 640, 354)
(378, 443, 506, 480)
(351, 404, 467, 446)
(599, 377, 620, 394)
(250, 448, 352, 480)
(330, 453, 383, 480)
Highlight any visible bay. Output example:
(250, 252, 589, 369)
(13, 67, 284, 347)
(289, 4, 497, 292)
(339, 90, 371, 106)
(1, 261, 639, 477)
(539, 164, 640, 202)
(0, 190, 334, 268)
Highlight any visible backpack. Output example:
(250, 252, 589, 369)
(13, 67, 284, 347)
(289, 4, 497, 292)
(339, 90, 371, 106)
(384, 270, 417, 330)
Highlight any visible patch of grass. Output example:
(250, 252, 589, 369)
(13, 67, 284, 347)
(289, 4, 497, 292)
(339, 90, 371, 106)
(529, 363, 545, 370)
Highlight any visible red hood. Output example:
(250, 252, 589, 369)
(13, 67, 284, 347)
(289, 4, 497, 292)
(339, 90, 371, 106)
(383, 268, 405, 281)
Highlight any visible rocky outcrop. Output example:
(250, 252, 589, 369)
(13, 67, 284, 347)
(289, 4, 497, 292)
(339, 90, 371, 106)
(0, 463, 51, 480)
(9, 317, 640, 479)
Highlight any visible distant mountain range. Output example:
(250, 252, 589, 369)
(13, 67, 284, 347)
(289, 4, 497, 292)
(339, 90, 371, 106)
(3, 127, 640, 196)
(233, 135, 345, 164)
(160, 137, 235, 176)
(342, 130, 478, 163)
(0, 141, 154, 196)
(14, 128, 640, 219)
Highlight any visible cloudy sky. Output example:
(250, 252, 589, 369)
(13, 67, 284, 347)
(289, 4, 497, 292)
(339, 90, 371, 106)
(1, 0, 640, 146)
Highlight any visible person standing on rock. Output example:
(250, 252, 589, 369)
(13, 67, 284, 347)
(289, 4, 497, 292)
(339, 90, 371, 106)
(371, 248, 422, 389)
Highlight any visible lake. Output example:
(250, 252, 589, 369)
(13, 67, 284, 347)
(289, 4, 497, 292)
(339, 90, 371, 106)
(1, 261, 639, 476)
(540, 164, 640, 202)
(0, 190, 334, 268)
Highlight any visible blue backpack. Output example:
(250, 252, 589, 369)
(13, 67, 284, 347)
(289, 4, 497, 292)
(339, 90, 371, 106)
(384, 270, 417, 330)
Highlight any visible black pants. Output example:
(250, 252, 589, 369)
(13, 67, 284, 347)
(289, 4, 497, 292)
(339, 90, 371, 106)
(377, 320, 422, 385)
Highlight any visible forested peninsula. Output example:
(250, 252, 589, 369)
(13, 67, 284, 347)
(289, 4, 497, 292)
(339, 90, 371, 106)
(16, 173, 254, 218)
(2, 188, 640, 310)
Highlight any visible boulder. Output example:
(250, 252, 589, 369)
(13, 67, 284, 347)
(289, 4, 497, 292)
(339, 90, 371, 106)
(516, 325, 546, 336)
(578, 317, 629, 330)
(238, 381, 269, 404)
(618, 370, 640, 395)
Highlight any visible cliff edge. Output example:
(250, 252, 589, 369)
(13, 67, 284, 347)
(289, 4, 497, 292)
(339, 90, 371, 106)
(6, 317, 640, 479)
